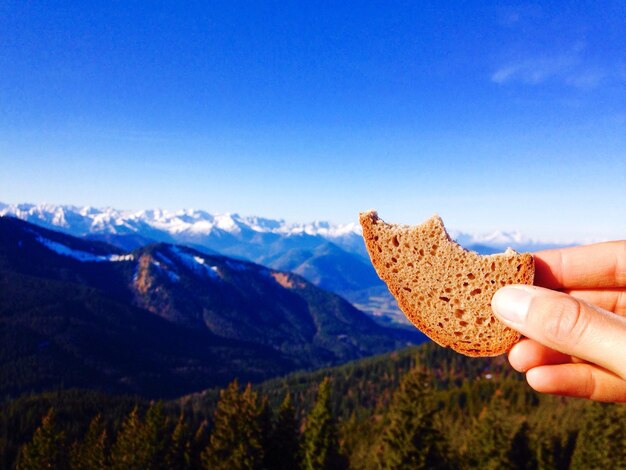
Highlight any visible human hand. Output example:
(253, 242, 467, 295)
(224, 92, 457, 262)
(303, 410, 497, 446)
(491, 241, 626, 402)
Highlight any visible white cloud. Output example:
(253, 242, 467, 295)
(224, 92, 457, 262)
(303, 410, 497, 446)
(491, 47, 613, 91)
(491, 54, 580, 86)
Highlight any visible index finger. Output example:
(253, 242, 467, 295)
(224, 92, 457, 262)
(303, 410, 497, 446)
(534, 241, 626, 290)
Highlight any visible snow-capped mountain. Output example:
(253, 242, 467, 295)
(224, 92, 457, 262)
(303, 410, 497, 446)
(0, 203, 575, 326)
(0, 203, 568, 254)
(449, 229, 552, 253)
(0, 203, 365, 254)
(0, 203, 359, 237)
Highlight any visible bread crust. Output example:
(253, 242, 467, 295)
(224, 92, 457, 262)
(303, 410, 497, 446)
(359, 210, 534, 357)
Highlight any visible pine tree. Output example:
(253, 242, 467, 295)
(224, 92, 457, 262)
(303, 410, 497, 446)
(377, 368, 450, 470)
(506, 421, 536, 470)
(70, 414, 109, 470)
(143, 402, 170, 470)
(533, 403, 577, 470)
(190, 422, 209, 470)
(303, 377, 346, 470)
(466, 392, 516, 470)
(167, 413, 192, 470)
(18, 408, 68, 470)
(109, 403, 172, 470)
(110, 406, 145, 470)
(266, 393, 302, 470)
(201, 380, 265, 470)
(257, 396, 274, 470)
(570, 402, 626, 470)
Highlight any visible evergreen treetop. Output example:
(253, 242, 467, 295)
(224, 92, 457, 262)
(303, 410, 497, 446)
(18, 408, 67, 470)
(378, 367, 451, 470)
(303, 377, 347, 470)
(201, 379, 265, 470)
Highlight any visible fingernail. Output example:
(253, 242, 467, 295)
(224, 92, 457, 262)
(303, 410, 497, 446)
(492, 286, 534, 324)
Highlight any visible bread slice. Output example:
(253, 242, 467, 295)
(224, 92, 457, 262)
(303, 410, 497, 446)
(359, 210, 534, 357)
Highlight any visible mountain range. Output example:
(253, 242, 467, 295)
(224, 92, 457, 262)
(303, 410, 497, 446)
(0, 203, 570, 325)
(0, 203, 563, 252)
(0, 217, 423, 398)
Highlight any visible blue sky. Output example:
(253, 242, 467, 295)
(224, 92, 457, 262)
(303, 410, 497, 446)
(1, 1, 625, 241)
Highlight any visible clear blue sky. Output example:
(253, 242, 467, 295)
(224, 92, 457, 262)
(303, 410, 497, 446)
(1, 1, 625, 241)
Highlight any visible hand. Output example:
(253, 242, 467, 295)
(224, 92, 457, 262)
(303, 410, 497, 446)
(492, 241, 626, 402)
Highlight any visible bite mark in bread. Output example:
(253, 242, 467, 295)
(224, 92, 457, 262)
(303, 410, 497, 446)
(359, 210, 534, 357)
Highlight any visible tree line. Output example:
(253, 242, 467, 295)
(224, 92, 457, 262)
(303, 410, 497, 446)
(15, 377, 347, 470)
(14, 369, 625, 470)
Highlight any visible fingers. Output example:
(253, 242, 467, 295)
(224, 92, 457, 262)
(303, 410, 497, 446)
(565, 288, 626, 317)
(492, 285, 626, 379)
(508, 339, 571, 372)
(508, 339, 626, 402)
(525, 363, 626, 402)
(534, 240, 626, 290)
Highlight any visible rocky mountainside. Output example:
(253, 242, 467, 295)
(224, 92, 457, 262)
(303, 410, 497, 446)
(0, 217, 424, 398)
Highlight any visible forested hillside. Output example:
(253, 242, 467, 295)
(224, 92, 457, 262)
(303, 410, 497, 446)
(2, 343, 623, 469)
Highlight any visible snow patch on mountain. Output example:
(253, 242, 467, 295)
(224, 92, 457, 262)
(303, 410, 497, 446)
(34, 235, 134, 263)
(168, 246, 220, 279)
(154, 251, 176, 269)
(151, 259, 181, 282)
(110, 254, 135, 262)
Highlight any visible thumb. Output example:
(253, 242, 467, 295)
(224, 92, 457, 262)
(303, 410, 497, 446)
(492, 285, 626, 379)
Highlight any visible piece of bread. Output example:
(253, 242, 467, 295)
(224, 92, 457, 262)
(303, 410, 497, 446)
(359, 210, 534, 357)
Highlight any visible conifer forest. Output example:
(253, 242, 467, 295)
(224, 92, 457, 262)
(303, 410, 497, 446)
(2, 343, 624, 470)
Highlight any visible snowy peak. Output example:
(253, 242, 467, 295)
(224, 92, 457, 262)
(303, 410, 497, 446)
(450, 229, 535, 250)
(0, 203, 361, 239)
(287, 220, 362, 238)
(0, 202, 575, 253)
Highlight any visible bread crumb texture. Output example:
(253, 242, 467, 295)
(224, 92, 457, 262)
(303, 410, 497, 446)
(359, 210, 534, 357)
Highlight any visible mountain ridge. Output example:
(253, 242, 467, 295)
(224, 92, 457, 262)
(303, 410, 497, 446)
(0, 203, 578, 252)
(0, 203, 579, 325)
(0, 217, 424, 398)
